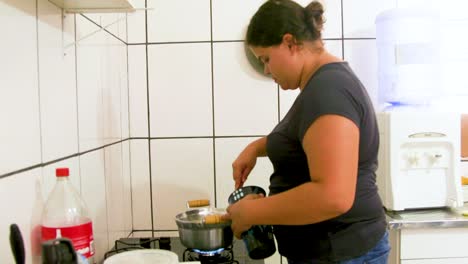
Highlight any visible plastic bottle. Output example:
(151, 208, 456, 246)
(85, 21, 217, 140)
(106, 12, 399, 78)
(41, 168, 95, 263)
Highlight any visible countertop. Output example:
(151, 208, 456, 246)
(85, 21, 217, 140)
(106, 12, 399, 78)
(386, 203, 468, 229)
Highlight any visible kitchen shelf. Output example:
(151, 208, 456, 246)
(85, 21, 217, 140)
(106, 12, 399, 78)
(48, 0, 137, 13)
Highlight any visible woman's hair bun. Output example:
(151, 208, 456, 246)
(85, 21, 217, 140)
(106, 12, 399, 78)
(246, 0, 326, 46)
(304, 1, 325, 33)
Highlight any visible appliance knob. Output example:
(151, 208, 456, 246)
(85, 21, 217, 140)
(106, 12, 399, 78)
(428, 153, 442, 165)
(408, 154, 420, 166)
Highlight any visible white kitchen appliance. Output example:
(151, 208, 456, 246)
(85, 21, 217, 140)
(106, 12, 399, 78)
(376, 110, 463, 211)
(461, 160, 468, 202)
(375, 8, 441, 106)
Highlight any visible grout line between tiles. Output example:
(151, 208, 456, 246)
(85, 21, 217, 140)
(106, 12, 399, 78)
(125, 12, 135, 232)
(0, 139, 130, 180)
(143, 135, 268, 139)
(73, 13, 84, 195)
(143, 0, 155, 238)
(209, 0, 218, 208)
(340, 0, 345, 59)
(127, 37, 374, 46)
(102, 146, 111, 252)
(36, 0, 44, 166)
(128, 140, 136, 232)
(137, 229, 178, 232)
(131, 229, 158, 232)
(0, 133, 281, 181)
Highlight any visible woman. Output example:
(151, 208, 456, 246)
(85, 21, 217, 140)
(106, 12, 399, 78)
(224, 0, 390, 263)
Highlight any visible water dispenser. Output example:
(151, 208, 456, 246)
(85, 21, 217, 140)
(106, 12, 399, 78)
(375, 8, 442, 107)
(376, 110, 463, 211)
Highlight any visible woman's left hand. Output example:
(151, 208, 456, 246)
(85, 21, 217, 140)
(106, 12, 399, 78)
(224, 193, 264, 239)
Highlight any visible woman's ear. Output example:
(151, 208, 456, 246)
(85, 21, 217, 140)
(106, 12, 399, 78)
(282, 33, 297, 51)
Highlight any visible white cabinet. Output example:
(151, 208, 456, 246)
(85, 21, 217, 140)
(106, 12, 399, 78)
(390, 228, 468, 263)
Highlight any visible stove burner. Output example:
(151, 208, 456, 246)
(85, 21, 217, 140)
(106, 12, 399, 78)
(103, 237, 249, 264)
(193, 248, 225, 256)
(183, 246, 239, 264)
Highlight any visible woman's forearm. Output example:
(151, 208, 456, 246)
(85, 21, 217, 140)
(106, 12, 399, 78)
(247, 137, 268, 157)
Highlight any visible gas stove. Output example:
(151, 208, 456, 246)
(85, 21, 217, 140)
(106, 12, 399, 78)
(104, 236, 265, 264)
(183, 247, 237, 264)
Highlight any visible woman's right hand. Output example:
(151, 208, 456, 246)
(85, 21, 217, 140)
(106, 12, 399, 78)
(232, 146, 258, 189)
(232, 137, 267, 189)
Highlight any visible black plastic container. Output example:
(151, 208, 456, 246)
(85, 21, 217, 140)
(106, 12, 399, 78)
(228, 186, 276, 260)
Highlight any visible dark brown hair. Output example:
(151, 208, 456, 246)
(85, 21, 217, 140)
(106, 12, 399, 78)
(246, 0, 325, 47)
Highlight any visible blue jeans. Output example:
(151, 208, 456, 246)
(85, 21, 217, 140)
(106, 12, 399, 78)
(287, 231, 390, 264)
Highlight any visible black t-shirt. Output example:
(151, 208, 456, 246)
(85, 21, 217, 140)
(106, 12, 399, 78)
(266, 62, 386, 262)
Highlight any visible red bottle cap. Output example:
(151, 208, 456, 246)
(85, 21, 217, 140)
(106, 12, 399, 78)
(56, 168, 70, 177)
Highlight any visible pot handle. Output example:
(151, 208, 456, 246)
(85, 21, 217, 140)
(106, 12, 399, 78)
(203, 214, 229, 224)
(187, 199, 210, 208)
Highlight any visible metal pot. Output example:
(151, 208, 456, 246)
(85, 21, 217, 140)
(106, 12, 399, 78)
(175, 206, 233, 251)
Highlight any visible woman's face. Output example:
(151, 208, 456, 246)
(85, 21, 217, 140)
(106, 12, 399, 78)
(250, 40, 303, 90)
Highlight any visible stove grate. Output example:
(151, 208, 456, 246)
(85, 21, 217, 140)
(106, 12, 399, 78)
(183, 246, 239, 264)
(103, 237, 171, 259)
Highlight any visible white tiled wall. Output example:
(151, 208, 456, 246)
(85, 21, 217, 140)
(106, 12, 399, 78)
(147, 0, 211, 43)
(343, 0, 396, 38)
(128, 45, 149, 137)
(130, 140, 152, 230)
(80, 150, 109, 261)
(38, 0, 78, 163)
(151, 138, 215, 230)
(127, 0, 146, 43)
(213, 42, 278, 136)
(0, 169, 43, 264)
(344, 39, 379, 107)
(0, 0, 130, 263)
(211, 0, 266, 41)
(0, 0, 41, 175)
(2, 0, 468, 263)
(76, 14, 129, 151)
(148, 43, 213, 137)
(104, 143, 132, 250)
